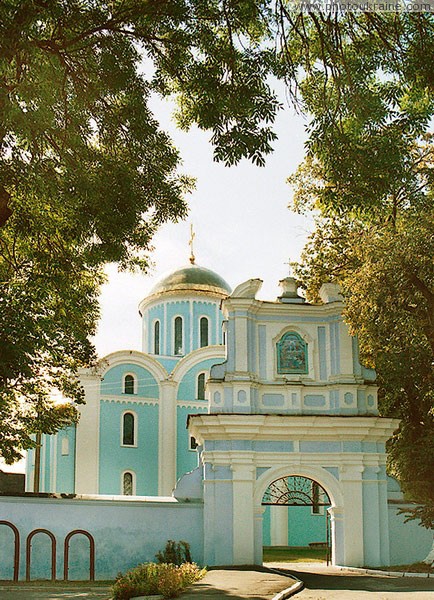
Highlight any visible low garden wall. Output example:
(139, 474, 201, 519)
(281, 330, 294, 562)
(0, 493, 204, 581)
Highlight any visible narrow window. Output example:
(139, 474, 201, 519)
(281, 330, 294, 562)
(123, 412, 135, 446)
(200, 317, 209, 347)
(154, 321, 160, 355)
(174, 316, 183, 355)
(189, 436, 198, 451)
(197, 373, 205, 400)
(124, 374, 135, 395)
(123, 472, 133, 495)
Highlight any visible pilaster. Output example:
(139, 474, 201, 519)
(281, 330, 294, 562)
(75, 372, 101, 494)
(158, 380, 177, 495)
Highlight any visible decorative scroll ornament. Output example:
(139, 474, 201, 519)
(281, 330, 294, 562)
(262, 476, 331, 506)
(277, 331, 308, 374)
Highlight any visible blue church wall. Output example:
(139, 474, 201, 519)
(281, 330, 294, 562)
(262, 506, 327, 547)
(263, 507, 271, 545)
(101, 364, 159, 399)
(288, 507, 327, 545)
(176, 405, 207, 479)
(55, 426, 76, 493)
(177, 358, 224, 401)
(99, 401, 159, 495)
(166, 301, 191, 355)
(155, 356, 179, 374)
(192, 301, 220, 346)
(146, 304, 165, 354)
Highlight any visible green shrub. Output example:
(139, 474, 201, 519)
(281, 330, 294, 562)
(155, 540, 192, 566)
(112, 562, 206, 600)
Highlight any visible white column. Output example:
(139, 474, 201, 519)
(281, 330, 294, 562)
(378, 472, 391, 565)
(158, 380, 177, 495)
(340, 465, 365, 566)
(328, 506, 344, 565)
(231, 464, 256, 564)
(75, 373, 101, 494)
(234, 317, 248, 372)
(254, 506, 265, 564)
(270, 506, 289, 546)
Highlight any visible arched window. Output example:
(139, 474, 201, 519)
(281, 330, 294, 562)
(154, 320, 160, 355)
(276, 331, 308, 374)
(197, 372, 206, 400)
(122, 412, 135, 446)
(123, 472, 134, 495)
(124, 374, 135, 395)
(174, 316, 183, 355)
(200, 317, 209, 347)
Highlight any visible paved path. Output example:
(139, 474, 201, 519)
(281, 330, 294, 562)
(0, 569, 296, 600)
(267, 561, 434, 599)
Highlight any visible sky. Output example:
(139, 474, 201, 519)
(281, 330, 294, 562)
(2, 87, 312, 475)
(93, 92, 312, 357)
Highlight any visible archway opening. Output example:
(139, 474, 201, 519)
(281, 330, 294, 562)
(261, 476, 331, 565)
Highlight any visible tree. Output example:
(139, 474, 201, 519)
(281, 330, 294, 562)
(0, 0, 280, 462)
(289, 98, 434, 530)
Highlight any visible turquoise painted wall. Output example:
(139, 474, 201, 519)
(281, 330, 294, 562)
(102, 364, 159, 398)
(166, 301, 191, 355)
(147, 304, 165, 354)
(143, 299, 223, 357)
(192, 301, 221, 346)
(55, 426, 76, 493)
(263, 506, 271, 545)
(262, 506, 327, 546)
(177, 358, 224, 401)
(99, 401, 159, 495)
(176, 405, 207, 479)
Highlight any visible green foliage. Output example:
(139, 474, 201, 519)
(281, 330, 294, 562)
(112, 562, 206, 600)
(0, 0, 281, 461)
(291, 145, 434, 529)
(156, 540, 193, 566)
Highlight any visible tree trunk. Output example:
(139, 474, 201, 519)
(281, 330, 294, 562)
(423, 538, 434, 565)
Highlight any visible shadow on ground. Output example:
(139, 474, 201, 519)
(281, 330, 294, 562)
(276, 566, 434, 594)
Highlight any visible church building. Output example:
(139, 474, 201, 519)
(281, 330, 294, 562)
(18, 254, 431, 578)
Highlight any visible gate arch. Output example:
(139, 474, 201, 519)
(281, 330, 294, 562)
(64, 529, 95, 581)
(0, 521, 20, 581)
(26, 529, 56, 581)
(254, 465, 344, 566)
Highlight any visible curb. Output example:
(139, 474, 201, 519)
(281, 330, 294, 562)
(336, 565, 433, 579)
(268, 567, 305, 599)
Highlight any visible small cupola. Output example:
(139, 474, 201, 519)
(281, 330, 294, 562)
(277, 277, 305, 304)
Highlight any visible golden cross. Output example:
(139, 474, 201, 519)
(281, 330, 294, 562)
(189, 223, 196, 264)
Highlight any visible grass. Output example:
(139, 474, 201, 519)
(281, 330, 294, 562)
(263, 546, 327, 563)
(366, 562, 434, 574)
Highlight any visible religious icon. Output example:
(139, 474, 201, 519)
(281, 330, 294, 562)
(277, 332, 308, 374)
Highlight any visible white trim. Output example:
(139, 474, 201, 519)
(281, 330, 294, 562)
(199, 314, 210, 348)
(215, 304, 219, 345)
(272, 325, 315, 382)
(120, 409, 138, 448)
(152, 319, 161, 355)
(101, 396, 158, 405)
(95, 350, 169, 383)
(171, 345, 225, 383)
(189, 300, 193, 352)
(173, 314, 184, 356)
(197, 371, 207, 400)
(121, 470, 137, 495)
(122, 372, 137, 395)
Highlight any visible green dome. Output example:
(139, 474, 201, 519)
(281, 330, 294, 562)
(148, 264, 231, 298)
